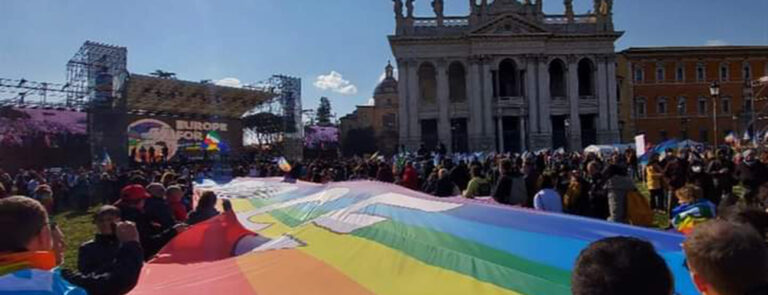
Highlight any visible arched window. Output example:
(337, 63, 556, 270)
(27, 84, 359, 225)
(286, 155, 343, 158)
(722, 97, 731, 114)
(657, 97, 668, 115)
(656, 64, 665, 82)
(578, 58, 595, 96)
(696, 63, 706, 81)
(720, 63, 729, 81)
(634, 67, 644, 83)
(448, 62, 467, 103)
(418, 62, 437, 104)
(677, 97, 687, 115)
(498, 59, 520, 97)
(635, 97, 647, 118)
(549, 59, 566, 98)
(698, 97, 708, 115)
(743, 63, 752, 81)
(676, 64, 685, 82)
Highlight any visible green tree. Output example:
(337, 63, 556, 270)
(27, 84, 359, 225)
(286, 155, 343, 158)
(316, 97, 333, 126)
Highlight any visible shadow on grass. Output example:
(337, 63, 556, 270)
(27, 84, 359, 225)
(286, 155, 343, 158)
(63, 210, 92, 219)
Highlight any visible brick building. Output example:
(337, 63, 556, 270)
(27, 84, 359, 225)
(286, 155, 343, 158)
(618, 46, 768, 145)
(339, 62, 400, 155)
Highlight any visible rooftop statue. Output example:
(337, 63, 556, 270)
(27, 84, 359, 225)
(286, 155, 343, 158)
(432, 0, 444, 18)
(394, 0, 404, 18)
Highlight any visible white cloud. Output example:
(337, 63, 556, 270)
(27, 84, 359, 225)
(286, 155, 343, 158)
(215, 77, 243, 88)
(314, 71, 358, 95)
(378, 68, 399, 82)
(706, 39, 729, 46)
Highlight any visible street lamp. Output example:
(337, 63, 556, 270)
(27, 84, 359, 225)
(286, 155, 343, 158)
(710, 81, 721, 147)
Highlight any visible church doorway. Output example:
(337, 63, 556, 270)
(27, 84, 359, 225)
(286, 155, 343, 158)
(421, 119, 438, 150)
(450, 118, 469, 153)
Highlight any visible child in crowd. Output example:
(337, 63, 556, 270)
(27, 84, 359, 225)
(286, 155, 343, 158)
(671, 184, 716, 235)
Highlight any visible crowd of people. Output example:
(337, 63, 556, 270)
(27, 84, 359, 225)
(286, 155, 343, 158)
(272, 144, 768, 233)
(0, 164, 230, 294)
(1, 143, 767, 294)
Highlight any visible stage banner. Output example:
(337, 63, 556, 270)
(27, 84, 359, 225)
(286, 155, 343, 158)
(130, 178, 697, 295)
(635, 134, 646, 157)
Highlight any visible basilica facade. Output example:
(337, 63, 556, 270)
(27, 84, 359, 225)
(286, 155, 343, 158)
(389, 0, 621, 153)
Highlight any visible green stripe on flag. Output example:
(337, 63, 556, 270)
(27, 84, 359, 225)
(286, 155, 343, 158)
(351, 220, 572, 295)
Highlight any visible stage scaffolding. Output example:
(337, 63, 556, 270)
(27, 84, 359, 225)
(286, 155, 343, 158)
(244, 75, 304, 160)
(0, 78, 83, 109)
(66, 41, 128, 107)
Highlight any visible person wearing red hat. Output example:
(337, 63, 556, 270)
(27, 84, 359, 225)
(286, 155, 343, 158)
(115, 185, 187, 260)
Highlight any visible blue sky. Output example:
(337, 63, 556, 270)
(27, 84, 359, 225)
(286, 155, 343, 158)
(1, 0, 766, 117)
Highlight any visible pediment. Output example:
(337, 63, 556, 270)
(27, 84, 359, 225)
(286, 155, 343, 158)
(470, 14, 548, 35)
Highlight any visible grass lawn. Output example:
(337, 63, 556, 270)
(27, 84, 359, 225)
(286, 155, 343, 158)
(53, 207, 97, 270)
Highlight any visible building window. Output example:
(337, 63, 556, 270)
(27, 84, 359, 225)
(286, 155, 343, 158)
(657, 97, 668, 115)
(578, 58, 595, 96)
(720, 63, 729, 81)
(677, 97, 687, 115)
(676, 65, 685, 82)
(743, 63, 752, 81)
(656, 66, 665, 82)
(549, 59, 567, 97)
(634, 67, 644, 83)
(698, 97, 708, 115)
(498, 59, 521, 97)
(660, 130, 668, 141)
(635, 97, 647, 118)
(697, 63, 706, 81)
(448, 62, 467, 103)
(383, 113, 396, 129)
(722, 97, 731, 114)
(418, 62, 437, 104)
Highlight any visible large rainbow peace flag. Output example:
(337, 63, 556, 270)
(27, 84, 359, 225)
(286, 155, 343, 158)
(130, 178, 697, 295)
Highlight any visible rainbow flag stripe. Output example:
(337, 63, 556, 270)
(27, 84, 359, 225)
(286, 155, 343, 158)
(130, 178, 697, 295)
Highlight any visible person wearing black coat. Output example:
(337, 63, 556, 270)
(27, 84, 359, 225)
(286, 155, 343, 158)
(706, 150, 735, 205)
(734, 149, 768, 206)
(433, 169, 458, 197)
(143, 183, 176, 231)
(187, 191, 221, 225)
(450, 161, 470, 191)
(116, 185, 182, 260)
(77, 206, 123, 274)
(63, 222, 144, 295)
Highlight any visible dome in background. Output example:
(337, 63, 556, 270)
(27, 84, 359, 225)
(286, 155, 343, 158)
(374, 61, 398, 96)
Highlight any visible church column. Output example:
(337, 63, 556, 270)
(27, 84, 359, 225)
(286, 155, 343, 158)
(596, 55, 610, 144)
(468, 57, 483, 151)
(606, 54, 620, 143)
(567, 55, 582, 150)
(525, 55, 539, 148)
(535, 55, 552, 150)
(481, 57, 495, 151)
(436, 59, 452, 152)
(407, 59, 421, 149)
(397, 58, 410, 149)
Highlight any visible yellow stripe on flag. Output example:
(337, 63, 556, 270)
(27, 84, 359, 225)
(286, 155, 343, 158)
(294, 225, 522, 295)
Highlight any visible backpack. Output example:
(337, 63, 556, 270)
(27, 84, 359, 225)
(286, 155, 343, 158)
(477, 180, 492, 197)
(508, 176, 528, 205)
(626, 190, 654, 227)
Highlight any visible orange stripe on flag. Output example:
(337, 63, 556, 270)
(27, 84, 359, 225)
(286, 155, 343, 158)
(235, 249, 375, 295)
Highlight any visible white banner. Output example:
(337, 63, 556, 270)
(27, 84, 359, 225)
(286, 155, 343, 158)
(635, 134, 646, 157)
